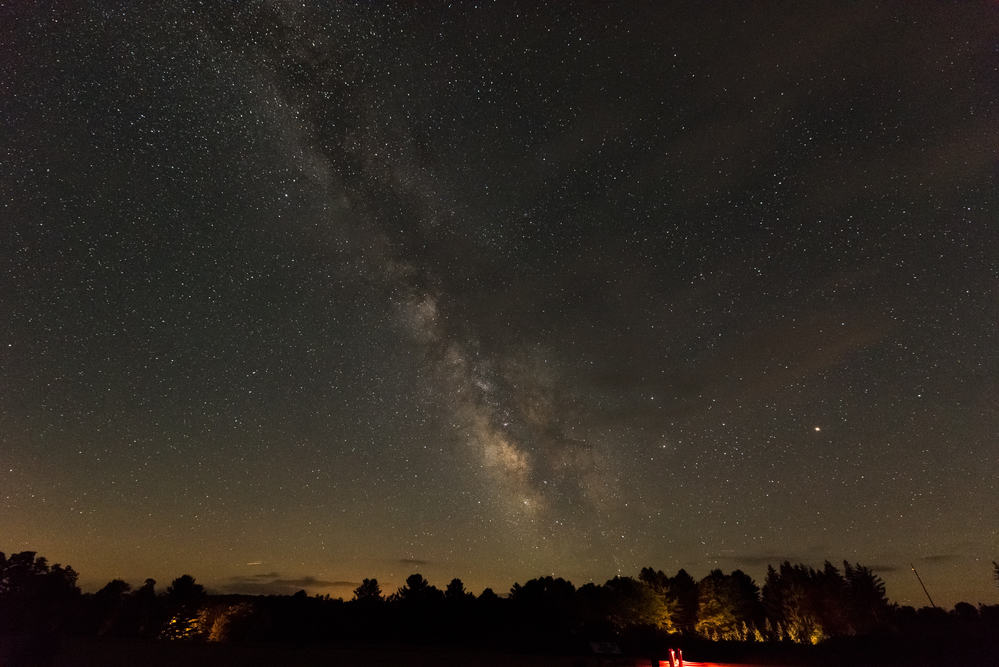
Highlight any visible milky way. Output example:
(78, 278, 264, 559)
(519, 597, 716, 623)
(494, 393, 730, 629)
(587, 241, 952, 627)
(206, 2, 622, 548)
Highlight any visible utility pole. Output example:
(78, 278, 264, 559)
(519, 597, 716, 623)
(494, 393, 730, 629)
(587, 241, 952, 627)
(910, 563, 937, 609)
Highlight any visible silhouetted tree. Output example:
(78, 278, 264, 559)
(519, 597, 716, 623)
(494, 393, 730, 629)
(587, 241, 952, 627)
(509, 576, 577, 646)
(637, 567, 679, 632)
(509, 575, 576, 607)
(0, 551, 80, 665)
(394, 573, 443, 605)
(842, 561, 891, 635)
(602, 576, 672, 632)
(347, 577, 384, 639)
(130, 578, 162, 638)
(695, 569, 760, 640)
(669, 568, 699, 635)
(0, 551, 80, 633)
(763, 561, 877, 644)
(471, 587, 507, 643)
(352, 578, 382, 602)
(160, 575, 207, 640)
(813, 561, 850, 637)
(96, 578, 131, 598)
(387, 574, 444, 641)
(952, 601, 978, 621)
(760, 560, 889, 641)
(439, 578, 475, 641)
(762, 562, 819, 643)
(92, 579, 131, 636)
(576, 582, 612, 636)
(166, 574, 205, 609)
(639, 567, 669, 593)
(445, 577, 473, 603)
(729, 569, 765, 638)
(993, 561, 999, 590)
(137, 577, 156, 597)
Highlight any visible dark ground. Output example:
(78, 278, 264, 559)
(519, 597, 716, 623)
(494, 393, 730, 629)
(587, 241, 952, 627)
(8, 638, 655, 667)
(2, 636, 996, 667)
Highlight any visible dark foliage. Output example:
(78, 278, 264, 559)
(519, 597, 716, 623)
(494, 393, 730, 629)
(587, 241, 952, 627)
(0, 551, 81, 665)
(351, 577, 382, 603)
(3, 549, 999, 666)
(762, 560, 892, 643)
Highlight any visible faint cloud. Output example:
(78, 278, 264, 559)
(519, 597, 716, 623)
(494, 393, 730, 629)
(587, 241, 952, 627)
(714, 553, 802, 568)
(868, 564, 900, 573)
(918, 554, 963, 564)
(219, 573, 359, 596)
(399, 557, 430, 567)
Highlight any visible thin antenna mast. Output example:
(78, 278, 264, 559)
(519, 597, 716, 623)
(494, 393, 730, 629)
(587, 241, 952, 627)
(910, 563, 937, 609)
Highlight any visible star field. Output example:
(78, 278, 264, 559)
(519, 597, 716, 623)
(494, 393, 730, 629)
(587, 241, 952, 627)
(2, 2, 997, 608)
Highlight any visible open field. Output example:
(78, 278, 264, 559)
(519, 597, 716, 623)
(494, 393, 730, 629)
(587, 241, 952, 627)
(2, 636, 988, 667)
(21, 640, 657, 667)
(4, 637, 796, 667)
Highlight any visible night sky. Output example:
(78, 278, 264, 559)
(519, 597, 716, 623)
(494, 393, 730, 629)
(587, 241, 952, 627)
(3, 2, 997, 608)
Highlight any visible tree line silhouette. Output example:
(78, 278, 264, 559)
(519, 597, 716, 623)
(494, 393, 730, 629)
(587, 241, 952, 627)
(2, 550, 998, 664)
